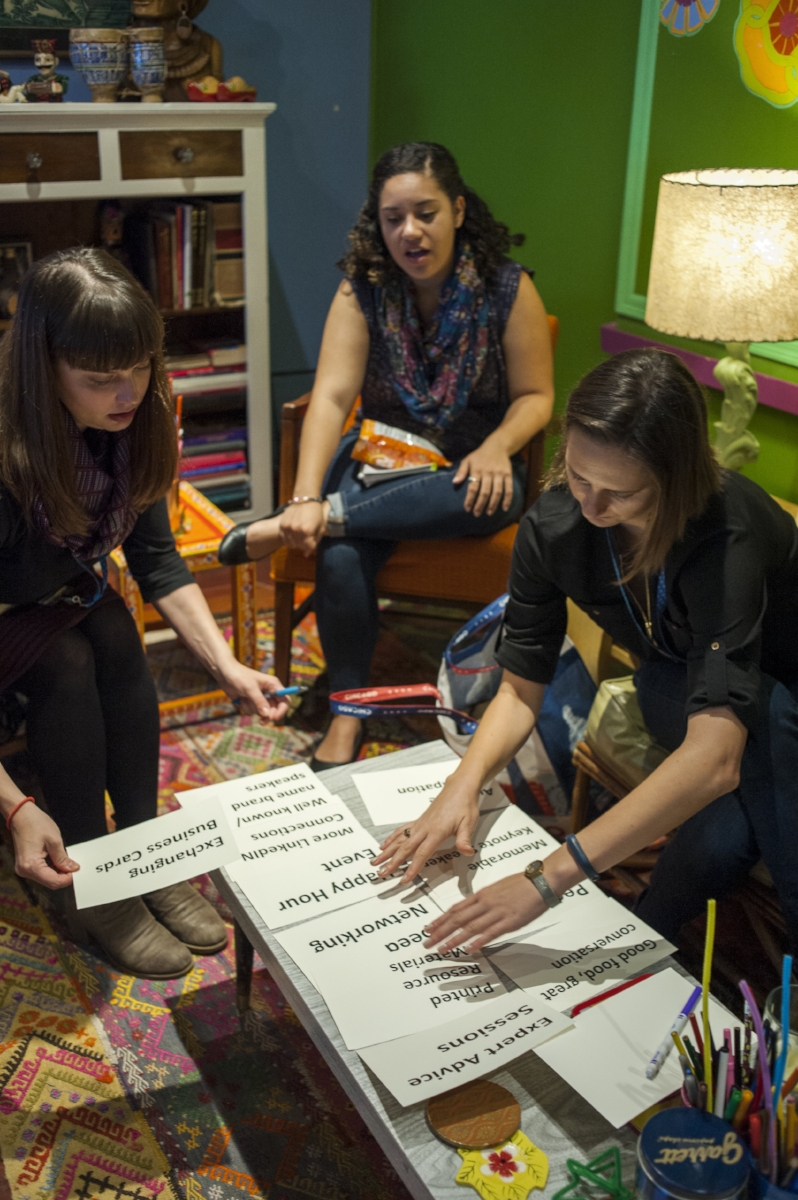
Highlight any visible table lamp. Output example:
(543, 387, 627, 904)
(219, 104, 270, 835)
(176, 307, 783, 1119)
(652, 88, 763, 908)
(645, 169, 798, 469)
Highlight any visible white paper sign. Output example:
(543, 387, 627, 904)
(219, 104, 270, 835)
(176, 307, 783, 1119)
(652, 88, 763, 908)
(534, 968, 742, 1128)
(275, 892, 509, 1050)
(418, 806, 612, 945)
(359, 990, 572, 1106)
(490, 909, 675, 1012)
(68, 793, 237, 909)
(352, 752, 507, 827)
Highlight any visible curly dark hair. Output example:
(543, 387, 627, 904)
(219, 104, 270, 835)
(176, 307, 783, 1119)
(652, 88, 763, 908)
(338, 142, 524, 286)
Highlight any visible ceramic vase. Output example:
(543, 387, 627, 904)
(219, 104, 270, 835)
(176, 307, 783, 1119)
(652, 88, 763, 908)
(128, 27, 166, 103)
(69, 28, 127, 102)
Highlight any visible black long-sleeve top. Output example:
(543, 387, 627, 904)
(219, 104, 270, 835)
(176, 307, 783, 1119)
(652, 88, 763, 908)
(0, 490, 193, 607)
(495, 471, 798, 731)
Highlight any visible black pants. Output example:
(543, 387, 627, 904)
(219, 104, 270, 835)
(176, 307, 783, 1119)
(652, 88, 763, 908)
(634, 660, 798, 954)
(15, 594, 160, 847)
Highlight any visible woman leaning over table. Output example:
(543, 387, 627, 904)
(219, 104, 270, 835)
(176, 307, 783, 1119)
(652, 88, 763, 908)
(0, 247, 289, 980)
(373, 348, 798, 956)
(219, 141, 554, 770)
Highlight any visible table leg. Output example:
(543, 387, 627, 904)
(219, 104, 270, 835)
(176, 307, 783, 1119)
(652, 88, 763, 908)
(232, 562, 258, 668)
(234, 918, 254, 1014)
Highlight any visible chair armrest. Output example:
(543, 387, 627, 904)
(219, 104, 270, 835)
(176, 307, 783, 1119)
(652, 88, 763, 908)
(279, 392, 312, 505)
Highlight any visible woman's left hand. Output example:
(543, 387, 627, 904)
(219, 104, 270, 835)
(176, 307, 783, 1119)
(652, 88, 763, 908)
(216, 662, 290, 723)
(453, 439, 514, 517)
(423, 873, 545, 954)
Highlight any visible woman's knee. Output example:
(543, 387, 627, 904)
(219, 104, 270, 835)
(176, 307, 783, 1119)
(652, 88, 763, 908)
(316, 539, 384, 608)
(82, 598, 149, 679)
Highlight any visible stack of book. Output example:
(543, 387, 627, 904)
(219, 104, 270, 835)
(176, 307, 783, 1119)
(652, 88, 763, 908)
(126, 199, 244, 310)
(167, 341, 250, 511)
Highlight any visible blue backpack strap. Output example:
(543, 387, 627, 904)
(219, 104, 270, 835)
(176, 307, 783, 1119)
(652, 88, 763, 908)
(444, 594, 508, 670)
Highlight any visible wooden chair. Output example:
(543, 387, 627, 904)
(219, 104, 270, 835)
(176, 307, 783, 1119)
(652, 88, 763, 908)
(567, 494, 798, 976)
(270, 315, 559, 685)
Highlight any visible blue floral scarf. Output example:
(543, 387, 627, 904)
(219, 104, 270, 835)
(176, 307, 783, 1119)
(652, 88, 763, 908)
(377, 241, 490, 433)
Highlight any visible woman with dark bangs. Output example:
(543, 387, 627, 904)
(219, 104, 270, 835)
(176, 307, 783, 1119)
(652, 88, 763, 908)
(374, 349, 798, 957)
(0, 248, 289, 979)
(219, 142, 554, 769)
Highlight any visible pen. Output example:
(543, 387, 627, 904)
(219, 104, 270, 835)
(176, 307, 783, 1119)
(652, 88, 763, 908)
(646, 984, 702, 1079)
(783, 1066, 798, 1099)
(750, 1112, 762, 1158)
(571, 972, 652, 1017)
(733, 1088, 754, 1130)
(724, 1086, 742, 1122)
(233, 685, 308, 706)
(743, 1001, 753, 1088)
(690, 1012, 704, 1056)
(698, 1081, 708, 1111)
(684, 1034, 704, 1080)
(734, 1026, 742, 1090)
(685, 1068, 700, 1108)
(714, 1044, 729, 1117)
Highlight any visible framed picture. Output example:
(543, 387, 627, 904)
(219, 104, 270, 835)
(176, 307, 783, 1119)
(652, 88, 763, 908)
(0, 3, 130, 55)
(0, 242, 33, 321)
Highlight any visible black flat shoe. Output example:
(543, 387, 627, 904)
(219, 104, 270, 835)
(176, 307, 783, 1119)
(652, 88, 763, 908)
(309, 727, 364, 773)
(218, 504, 287, 566)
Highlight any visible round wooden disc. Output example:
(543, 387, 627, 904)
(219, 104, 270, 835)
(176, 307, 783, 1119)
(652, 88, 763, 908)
(426, 1080, 520, 1149)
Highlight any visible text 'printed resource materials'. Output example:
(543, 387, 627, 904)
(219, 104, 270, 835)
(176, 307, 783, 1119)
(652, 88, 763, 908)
(185, 765, 384, 928)
(419, 806, 613, 945)
(352, 750, 508, 827)
(491, 908, 675, 1012)
(359, 991, 572, 1106)
(275, 892, 508, 1050)
(68, 793, 237, 909)
(534, 968, 745, 1127)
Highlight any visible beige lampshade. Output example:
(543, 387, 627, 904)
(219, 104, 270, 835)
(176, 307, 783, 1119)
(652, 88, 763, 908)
(645, 169, 798, 343)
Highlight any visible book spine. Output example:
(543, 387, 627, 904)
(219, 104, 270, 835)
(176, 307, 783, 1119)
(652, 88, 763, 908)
(182, 204, 192, 311)
(173, 209, 181, 311)
(194, 205, 207, 307)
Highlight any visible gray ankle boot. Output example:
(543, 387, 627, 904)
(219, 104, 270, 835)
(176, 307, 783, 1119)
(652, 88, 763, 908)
(144, 881, 228, 955)
(63, 889, 193, 979)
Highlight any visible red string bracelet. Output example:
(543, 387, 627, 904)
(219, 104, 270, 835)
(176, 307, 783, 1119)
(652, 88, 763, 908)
(6, 796, 35, 830)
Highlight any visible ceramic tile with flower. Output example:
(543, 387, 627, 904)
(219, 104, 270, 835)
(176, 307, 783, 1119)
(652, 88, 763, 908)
(456, 1131, 548, 1200)
(661, 0, 720, 35)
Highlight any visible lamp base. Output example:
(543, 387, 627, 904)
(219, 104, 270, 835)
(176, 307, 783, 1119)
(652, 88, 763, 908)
(712, 342, 760, 470)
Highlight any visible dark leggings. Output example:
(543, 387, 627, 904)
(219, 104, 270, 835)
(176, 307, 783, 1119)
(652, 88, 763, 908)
(15, 595, 160, 846)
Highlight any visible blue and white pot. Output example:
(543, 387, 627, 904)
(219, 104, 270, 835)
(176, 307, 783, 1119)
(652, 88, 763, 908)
(128, 28, 166, 103)
(69, 28, 127, 103)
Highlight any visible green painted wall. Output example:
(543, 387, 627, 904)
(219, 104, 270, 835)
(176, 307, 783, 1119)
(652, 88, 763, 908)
(371, 0, 798, 501)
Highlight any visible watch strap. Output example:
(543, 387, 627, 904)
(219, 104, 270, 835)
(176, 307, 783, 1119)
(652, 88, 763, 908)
(525, 862, 561, 908)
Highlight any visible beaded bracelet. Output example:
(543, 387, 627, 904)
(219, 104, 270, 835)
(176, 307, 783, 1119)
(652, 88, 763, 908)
(285, 495, 323, 507)
(565, 833, 601, 883)
(6, 796, 35, 830)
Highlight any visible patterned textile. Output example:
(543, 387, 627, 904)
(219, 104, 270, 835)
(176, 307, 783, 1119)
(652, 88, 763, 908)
(377, 240, 489, 433)
(32, 418, 136, 563)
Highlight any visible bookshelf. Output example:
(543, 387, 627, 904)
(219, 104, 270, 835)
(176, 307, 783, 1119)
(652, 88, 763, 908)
(0, 102, 275, 519)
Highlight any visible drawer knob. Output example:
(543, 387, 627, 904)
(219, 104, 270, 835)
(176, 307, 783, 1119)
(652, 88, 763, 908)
(26, 152, 42, 170)
(174, 146, 195, 165)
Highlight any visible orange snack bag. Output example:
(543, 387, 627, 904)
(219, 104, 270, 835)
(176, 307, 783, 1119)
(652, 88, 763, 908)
(351, 419, 451, 471)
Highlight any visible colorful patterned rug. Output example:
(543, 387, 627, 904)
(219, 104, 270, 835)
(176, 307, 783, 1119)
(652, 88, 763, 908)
(0, 605, 470, 1200)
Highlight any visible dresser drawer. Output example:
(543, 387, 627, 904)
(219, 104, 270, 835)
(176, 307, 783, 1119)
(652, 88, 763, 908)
(0, 133, 100, 184)
(119, 130, 243, 180)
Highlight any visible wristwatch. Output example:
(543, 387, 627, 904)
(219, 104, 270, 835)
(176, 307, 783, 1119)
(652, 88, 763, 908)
(523, 860, 562, 909)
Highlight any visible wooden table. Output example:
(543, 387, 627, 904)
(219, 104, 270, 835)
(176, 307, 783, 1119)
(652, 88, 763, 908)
(213, 741, 656, 1200)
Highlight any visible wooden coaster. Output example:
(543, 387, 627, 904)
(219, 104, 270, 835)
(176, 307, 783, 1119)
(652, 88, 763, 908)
(426, 1080, 521, 1149)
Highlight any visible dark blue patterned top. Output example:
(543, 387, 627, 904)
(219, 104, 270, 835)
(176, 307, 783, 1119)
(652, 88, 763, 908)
(351, 258, 526, 463)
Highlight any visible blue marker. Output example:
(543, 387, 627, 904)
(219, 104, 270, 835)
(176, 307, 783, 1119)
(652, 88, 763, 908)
(233, 685, 308, 706)
(646, 985, 702, 1080)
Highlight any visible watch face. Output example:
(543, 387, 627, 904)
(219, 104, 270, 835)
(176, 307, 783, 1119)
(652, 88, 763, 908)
(525, 860, 543, 879)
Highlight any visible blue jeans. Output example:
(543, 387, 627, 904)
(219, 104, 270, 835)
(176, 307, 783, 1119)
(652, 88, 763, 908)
(633, 660, 798, 953)
(315, 431, 526, 693)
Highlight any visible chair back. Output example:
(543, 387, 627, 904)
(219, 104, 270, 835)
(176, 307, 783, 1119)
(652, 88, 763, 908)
(279, 313, 559, 508)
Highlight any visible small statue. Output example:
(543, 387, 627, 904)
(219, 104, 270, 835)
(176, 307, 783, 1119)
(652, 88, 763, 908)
(24, 39, 69, 103)
(129, 0, 222, 102)
(97, 201, 132, 272)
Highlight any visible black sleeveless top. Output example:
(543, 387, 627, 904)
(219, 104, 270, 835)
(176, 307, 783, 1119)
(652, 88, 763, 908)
(351, 259, 526, 463)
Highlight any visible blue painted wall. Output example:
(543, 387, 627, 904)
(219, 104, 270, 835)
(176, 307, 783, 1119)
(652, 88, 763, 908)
(201, 0, 372, 425)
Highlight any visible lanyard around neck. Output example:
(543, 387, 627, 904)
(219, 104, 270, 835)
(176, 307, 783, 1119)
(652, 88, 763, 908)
(605, 529, 678, 660)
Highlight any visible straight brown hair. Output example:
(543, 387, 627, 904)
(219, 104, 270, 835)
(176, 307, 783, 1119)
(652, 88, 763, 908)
(546, 348, 721, 579)
(0, 246, 177, 538)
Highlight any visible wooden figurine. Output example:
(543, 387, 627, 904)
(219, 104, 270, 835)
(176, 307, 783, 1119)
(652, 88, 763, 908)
(24, 39, 69, 102)
(129, 0, 222, 101)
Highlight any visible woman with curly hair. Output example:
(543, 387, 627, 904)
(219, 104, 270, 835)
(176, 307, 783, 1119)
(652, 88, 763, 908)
(220, 142, 554, 768)
(0, 248, 289, 978)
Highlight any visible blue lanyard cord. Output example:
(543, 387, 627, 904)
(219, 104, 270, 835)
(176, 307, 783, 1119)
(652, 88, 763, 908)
(70, 555, 108, 608)
(604, 530, 680, 662)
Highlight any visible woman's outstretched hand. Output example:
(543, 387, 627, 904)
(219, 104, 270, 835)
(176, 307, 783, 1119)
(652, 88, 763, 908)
(453, 438, 514, 518)
(371, 773, 481, 885)
(217, 661, 291, 723)
(423, 873, 545, 954)
(11, 803, 79, 890)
